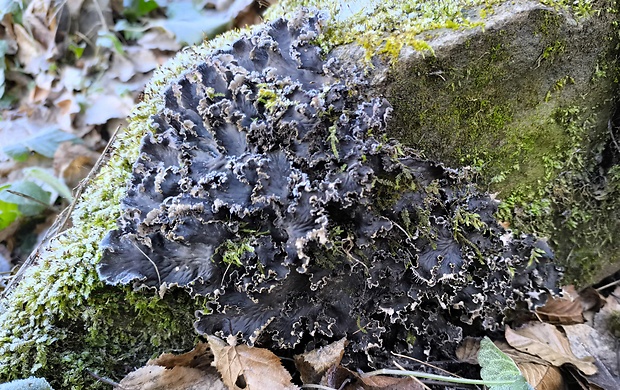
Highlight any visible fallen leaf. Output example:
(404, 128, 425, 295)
(295, 338, 346, 384)
(322, 365, 423, 390)
(518, 363, 564, 390)
(536, 295, 584, 325)
(456, 337, 547, 366)
(505, 323, 597, 375)
(117, 343, 226, 390)
(455, 337, 480, 364)
(13, 23, 49, 74)
(208, 335, 299, 390)
(357, 373, 425, 390)
(116, 365, 226, 390)
(137, 29, 181, 51)
(148, 342, 212, 369)
(83, 93, 133, 125)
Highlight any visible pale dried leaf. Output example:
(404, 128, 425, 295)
(14, 24, 48, 74)
(505, 323, 597, 375)
(455, 337, 480, 364)
(518, 363, 564, 390)
(295, 338, 346, 384)
(109, 54, 136, 82)
(84, 94, 133, 125)
(148, 342, 212, 369)
(208, 335, 298, 390)
(116, 365, 226, 390)
(53, 142, 100, 188)
(126, 46, 159, 74)
(536, 296, 584, 325)
(137, 30, 181, 51)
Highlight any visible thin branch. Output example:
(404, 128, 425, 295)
(6, 190, 57, 212)
(85, 369, 123, 389)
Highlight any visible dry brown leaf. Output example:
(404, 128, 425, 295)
(117, 343, 225, 390)
(208, 335, 299, 390)
(357, 374, 425, 390)
(455, 337, 480, 364)
(148, 342, 212, 369)
(295, 338, 346, 384)
(505, 323, 597, 375)
(518, 363, 565, 390)
(456, 337, 547, 365)
(53, 142, 100, 188)
(322, 365, 424, 390)
(536, 295, 584, 325)
(577, 287, 606, 313)
(116, 365, 226, 390)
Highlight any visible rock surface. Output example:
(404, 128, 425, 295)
(272, 0, 620, 286)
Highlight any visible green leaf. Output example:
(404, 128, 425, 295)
(23, 167, 73, 201)
(0, 181, 51, 216)
(2, 128, 77, 161)
(68, 42, 85, 59)
(478, 337, 533, 390)
(123, 0, 159, 21)
(96, 32, 125, 54)
(0, 190, 21, 230)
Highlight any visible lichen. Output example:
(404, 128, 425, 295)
(98, 11, 559, 369)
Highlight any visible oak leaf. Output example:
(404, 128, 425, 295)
(295, 338, 346, 384)
(505, 323, 596, 375)
(208, 335, 299, 390)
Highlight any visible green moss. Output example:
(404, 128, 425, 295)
(218, 239, 255, 267)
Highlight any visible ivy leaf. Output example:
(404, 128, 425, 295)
(478, 337, 533, 390)
(2, 128, 77, 161)
(0, 181, 51, 217)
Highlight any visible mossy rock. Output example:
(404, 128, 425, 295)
(0, 0, 618, 388)
(282, 0, 620, 286)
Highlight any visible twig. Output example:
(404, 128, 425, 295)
(391, 351, 465, 379)
(364, 369, 517, 386)
(85, 369, 123, 389)
(6, 190, 58, 212)
(1, 126, 122, 299)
